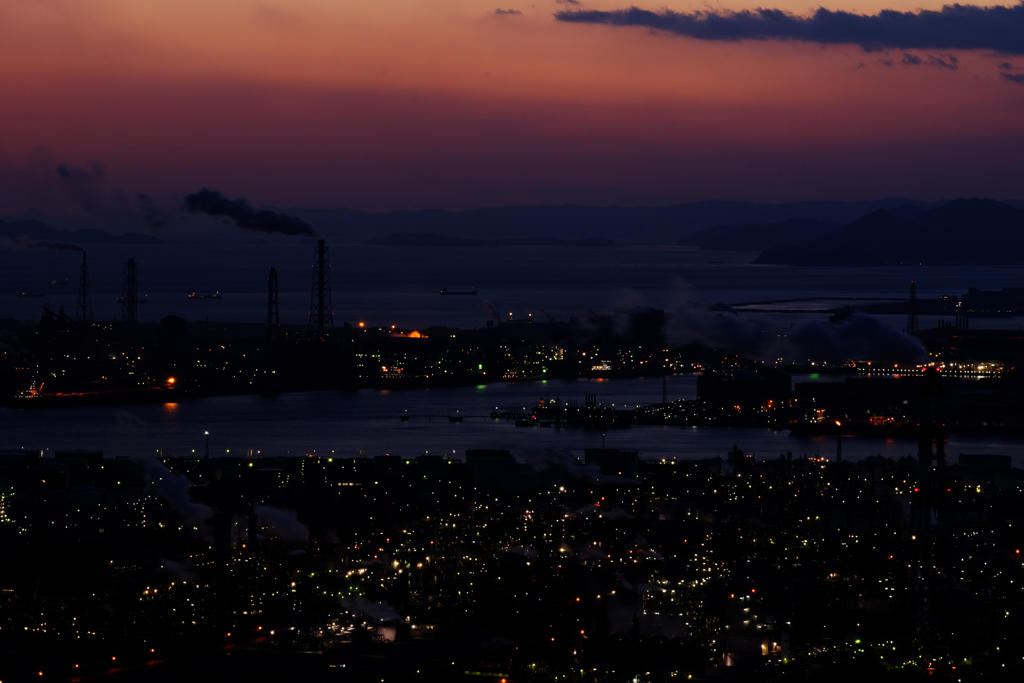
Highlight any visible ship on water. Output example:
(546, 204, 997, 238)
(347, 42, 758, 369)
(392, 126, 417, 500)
(439, 287, 478, 296)
(186, 290, 222, 300)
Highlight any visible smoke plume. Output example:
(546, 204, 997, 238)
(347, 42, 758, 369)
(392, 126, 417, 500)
(185, 188, 317, 237)
(137, 193, 170, 231)
(254, 504, 310, 543)
(598, 280, 926, 363)
(137, 458, 213, 526)
(786, 313, 927, 364)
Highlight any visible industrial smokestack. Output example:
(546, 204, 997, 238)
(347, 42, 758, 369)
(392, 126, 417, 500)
(77, 251, 92, 322)
(954, 297, 969, 330)
(907, 280, 918, 336)
(307, 240, 333, 338)
(121, 257, 139, 324)
(267, 266, 280, 341)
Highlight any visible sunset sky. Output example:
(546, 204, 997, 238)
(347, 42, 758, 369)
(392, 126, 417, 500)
(2, 0, 1023, 213)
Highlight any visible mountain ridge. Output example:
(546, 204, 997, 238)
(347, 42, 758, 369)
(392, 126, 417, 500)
(755, 198, 1024, 266)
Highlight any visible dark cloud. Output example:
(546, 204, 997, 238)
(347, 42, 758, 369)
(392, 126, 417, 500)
(495, 8, 522, 15)
(998, 60, 1023, 82)
(185, 188, 317, 237)
(927, 54, 959, 69)
(555, 3, 1024, 54)
(880, 52, 958, 69)
(555, 0, 580, 4)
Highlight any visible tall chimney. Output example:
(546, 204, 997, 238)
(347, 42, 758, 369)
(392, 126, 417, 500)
(267, 266, 279, 340)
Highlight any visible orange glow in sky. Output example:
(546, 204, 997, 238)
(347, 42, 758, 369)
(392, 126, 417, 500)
(1, 1, 1022, 210)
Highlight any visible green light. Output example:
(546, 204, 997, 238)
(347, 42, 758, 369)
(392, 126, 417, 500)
(809, 373, 820, 379)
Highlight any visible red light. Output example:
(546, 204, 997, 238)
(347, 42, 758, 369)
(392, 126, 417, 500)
(913, 487, 920, 493)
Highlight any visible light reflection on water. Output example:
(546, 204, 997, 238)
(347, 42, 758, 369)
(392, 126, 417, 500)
(4, 376, 1023, 467)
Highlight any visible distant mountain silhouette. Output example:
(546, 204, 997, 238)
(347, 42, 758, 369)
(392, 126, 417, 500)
(755, 199, 1024, 265)
(299, 198, 923, 244)
(0, 219, 160, 246)
(680, 218, 835, 251)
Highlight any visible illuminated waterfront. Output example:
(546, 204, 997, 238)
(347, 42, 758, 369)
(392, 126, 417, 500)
(4, 376, 1023, 465)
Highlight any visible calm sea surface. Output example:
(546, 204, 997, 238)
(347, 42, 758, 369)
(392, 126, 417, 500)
(3, 240, 1024, 329)
(3, 376, 1023, 466)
